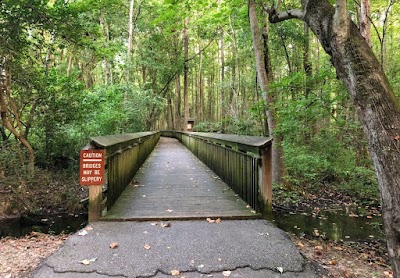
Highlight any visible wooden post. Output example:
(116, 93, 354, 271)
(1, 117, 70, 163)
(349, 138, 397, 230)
(89, 185, 103, 222)
(260, 144, 272, 213)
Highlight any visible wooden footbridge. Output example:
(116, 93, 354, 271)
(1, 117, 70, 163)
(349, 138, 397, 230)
(84, 131, 273, 222)
(35, 132, 318, 277)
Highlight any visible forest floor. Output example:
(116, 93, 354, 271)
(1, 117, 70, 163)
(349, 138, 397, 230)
(0, 174, 394, 278)
(274, 185, 393, 278)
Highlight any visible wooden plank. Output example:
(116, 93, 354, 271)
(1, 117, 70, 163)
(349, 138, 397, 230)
(89, 185, 103, 222)
(103, 137, 261, 221)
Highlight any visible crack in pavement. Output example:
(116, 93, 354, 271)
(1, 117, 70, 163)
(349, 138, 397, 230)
(44, 263, 128, 278)
(41, 262, 313, 278)
(136, 263, 312, 278)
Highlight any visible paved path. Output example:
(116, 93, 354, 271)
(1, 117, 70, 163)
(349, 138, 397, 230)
(33, 138, 317, 277)
(103, 137, 259, 220)
(34, 220, 316, 277)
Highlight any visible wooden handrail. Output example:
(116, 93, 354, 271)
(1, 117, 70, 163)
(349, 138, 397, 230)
(84, 131, 160, 221)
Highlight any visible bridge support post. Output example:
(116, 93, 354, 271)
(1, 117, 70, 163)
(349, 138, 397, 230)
(89, 185, 103, 222)
(260, 146, 272, 213)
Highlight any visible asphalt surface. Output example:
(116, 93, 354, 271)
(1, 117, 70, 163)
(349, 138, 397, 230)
(33, 220, 317, 277)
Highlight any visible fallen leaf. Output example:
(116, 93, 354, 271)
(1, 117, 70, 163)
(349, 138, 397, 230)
(250, 210, 256, 214)
(206, 218, 215, 223)
(110, 242, 118, 249)
(222, 270, 231, 277)
(85, 226, 93, 231)
(366, 215, 373, 219)
(171, 269, 180, 276)
(215, 218, 221, 223)
(383, 271, 392, 277)
(144, 244, 151, 250)
(276, 267, 284, 274)
(78, 230, 88, 236)
(160, 222, 171, 228)
(327, 260, 337, 265)
(150, 223, 157, 226)
(166, 209, 173, 213)
(79, 258, 97, 265)
(315, 249, 323, 256)
(246, 205, 251, 208)
(296, 242, 305, 248)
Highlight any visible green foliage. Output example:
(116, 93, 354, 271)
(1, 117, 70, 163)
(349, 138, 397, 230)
(273, 66, 379, 199)
(1, 0, 394, 209)
(193, 121, 222, 132)
(224, 115, 265, 136)
(80, 84, 163, 136)
(0, 141, 27, 176)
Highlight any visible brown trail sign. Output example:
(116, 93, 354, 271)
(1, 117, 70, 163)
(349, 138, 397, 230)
(80, 150, 105, 186)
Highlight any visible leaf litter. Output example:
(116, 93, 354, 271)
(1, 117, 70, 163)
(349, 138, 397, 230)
(0, 232, 67, 277)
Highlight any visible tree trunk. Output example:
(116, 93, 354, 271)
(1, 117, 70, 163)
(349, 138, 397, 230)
(126, 0, 134, 83)
(100, 12, 112, 86)
(175, 75, 182, 130)
(379, 0, 394, 69)
(183, 19, 189, 131)
(167, 91, 174, 130)
(0, 60, 35, 175)
(359, 0, 371, 47)
(220, 35, 226, 129)
(198, 47, 204, 123)
(249, 0, 283, 184)
(303, 23, 312, 98)
(269, 0, 400, 274)
(262, 10, 274, 82)
(208, 72, 214, 121)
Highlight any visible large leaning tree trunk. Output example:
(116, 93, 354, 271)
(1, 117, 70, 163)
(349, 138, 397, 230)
(248, 0, 285, 185)
(269, 0, 400, 275)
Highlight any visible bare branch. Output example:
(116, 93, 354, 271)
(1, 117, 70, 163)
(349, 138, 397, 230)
(269, 9, 304, 23)
(275, 0, 282, 11)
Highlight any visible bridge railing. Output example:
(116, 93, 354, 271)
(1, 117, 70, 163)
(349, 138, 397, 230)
(84, 131, 160, 221)
(161, 131, 273, 214)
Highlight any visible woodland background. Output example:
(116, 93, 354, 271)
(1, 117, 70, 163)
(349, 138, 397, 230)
(0, 0, 399, 212)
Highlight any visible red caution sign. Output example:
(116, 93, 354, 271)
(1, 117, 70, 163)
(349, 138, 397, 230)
(80, 150, 105, 186)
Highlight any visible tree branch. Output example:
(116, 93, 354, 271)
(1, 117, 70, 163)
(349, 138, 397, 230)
(185, 34, 218, 63)
(268, 9, 304, 23)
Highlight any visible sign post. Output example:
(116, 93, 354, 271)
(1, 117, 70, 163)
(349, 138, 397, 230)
(80, 150, 105, 222)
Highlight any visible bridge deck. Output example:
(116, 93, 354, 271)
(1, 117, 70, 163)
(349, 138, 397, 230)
(103, 137, 260, 220)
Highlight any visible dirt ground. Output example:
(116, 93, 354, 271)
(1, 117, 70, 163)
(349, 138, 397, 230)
(0, 232, 67, 278)
(291, 235, 393, 278)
